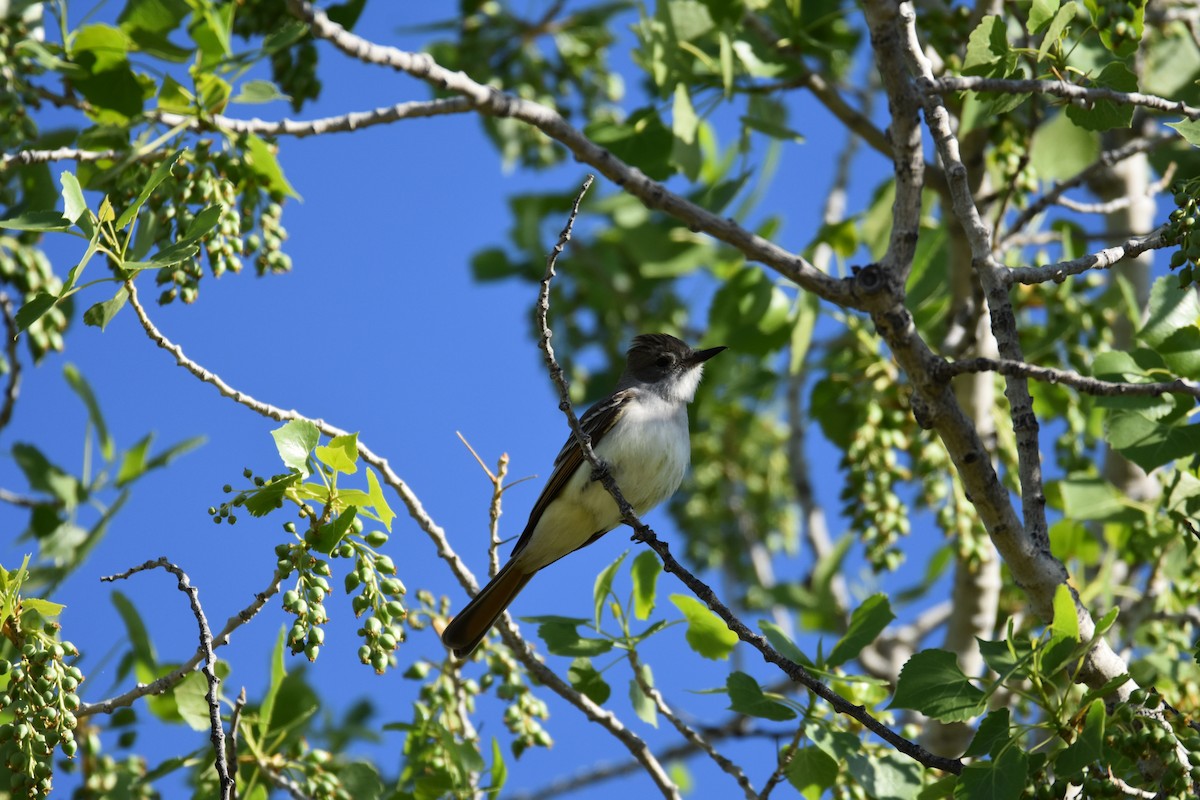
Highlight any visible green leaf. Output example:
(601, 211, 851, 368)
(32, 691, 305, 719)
(231, 79, 290, 105)
(244, 474, 299, 517)
(629, 663, 658, 727)
(585, 108, 674, 181)
(364, 468, 395, 532)
(707, 268, 793, 354)
(891, 649, 986, 723)
(1104, 412, 1200, 472)
(12, 443, 80, 506)
(487, 738, 507, 798)
(567, 657, 610, 704)
(173, 670, 212, 731)
(671, 83, 698, 145)
(963, 708, 1012, 758)
(593, 551, 627, 628)
(1085, 0, 1143, 55)
(1138, 276, 1200, 378)
(196, 73, 231, 114)
(123, 240, 200, 270)
(271, 419, 320, 477)
(313, 507, 357, 554)
(962, 16, 1011, 76)
(315, 433, 358, 475)
(244, 134, 299, 199)
(83, 287, 129, 330)
(263, 21, 308, 53)
(1065, 62, 1137, 132)
(524, 616, 614, 657)
(726, 671, 796, 720)
(115, 434, 151, 487)
(112, 590, 156, 670)
(1028, 0, 1061, 33)
(1029, 111, 1098, 181)
(21, 598, 66, 618)
(116, 150, 182, 229)
(1051, 583, 1080, 641)
(63, 363, 113, 462)
(59, 172, 94, 238)
(184, 203, 224, 241)
(118, 0, 189, 36)
(1167, 118, 1200, 147)
(259, 628, 287, 739)
(1056, 699, 1106, 779)
(0, 210, 71, 231)
(15, 292, 59, 332)
(786, 746, 839, 800)
(1039, 633, 1078, 676)
(71, 24, 144, 120)
(1048, 475, 1128, 521)
(827, 593, 894, 668)
(759, 620, 813, 666)
(669, 594, 738, 660)
(953, 745, 1028, 800)
(630, 550, 661, 621)
(1037, 1, 1077, 61)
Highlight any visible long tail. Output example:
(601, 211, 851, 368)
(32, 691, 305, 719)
(441, 559, 535, 658)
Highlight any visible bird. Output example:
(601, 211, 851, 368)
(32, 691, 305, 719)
(440, 333, 726, 658)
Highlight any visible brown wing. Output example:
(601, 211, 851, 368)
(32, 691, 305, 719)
(509, 389, 636, 557)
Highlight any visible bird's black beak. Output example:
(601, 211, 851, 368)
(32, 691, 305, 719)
(689, 345, 727, 365)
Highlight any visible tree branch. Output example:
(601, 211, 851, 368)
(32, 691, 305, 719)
(284, 0, 854, 309)
(0, 293, 20, 435)
(627, 649, 757, 800)
(925, 76, 1200, 120)
(99, 557, 235, 800)
(942, 357, 1200, 400)
(78, 566, 286, 718)
(1005, 228, 1172, 285)
(1001, 132, 1175, 247)
(863, 0, 1137, 698)
(155, 97, 473, 138)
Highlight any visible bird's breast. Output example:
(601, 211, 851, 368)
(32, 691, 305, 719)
(592, 396, 690, 514)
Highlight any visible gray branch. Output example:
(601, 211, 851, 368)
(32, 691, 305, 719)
(100, 558, 235, 800)
(926, 76, 1200, 120)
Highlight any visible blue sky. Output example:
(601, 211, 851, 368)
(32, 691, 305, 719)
(0, 1, 1154, 797)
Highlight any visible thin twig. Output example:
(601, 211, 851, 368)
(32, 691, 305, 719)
(487, 453, 509, 577)
(257, 761, 313, 800)
(30, 85, 472, 142)
(228, 687, 246, 799)
(925, 76, 1200, 120)
(1002, 132, 1175, 246)
(100, 557, 235, 800)
(1055, 159, 1174, 215)
(509, 716, 766, 800)
(78, 567, 286, 717)
(533, 177, 962, 775)
(0, 488, 55, 508)
(627, 649, 757, 800)
(155, 97, 473, 138)
(0, 293, 20, 434)
(758, 723, 806, 800)
(942, 357, 1200, 400)
(0, 148, 121, 170)
(1006, 228, 1172, 285)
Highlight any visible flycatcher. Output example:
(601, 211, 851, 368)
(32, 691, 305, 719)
(441, 333, 726, 658)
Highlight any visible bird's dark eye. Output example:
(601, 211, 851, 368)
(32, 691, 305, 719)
(655, 354, 673, 368)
